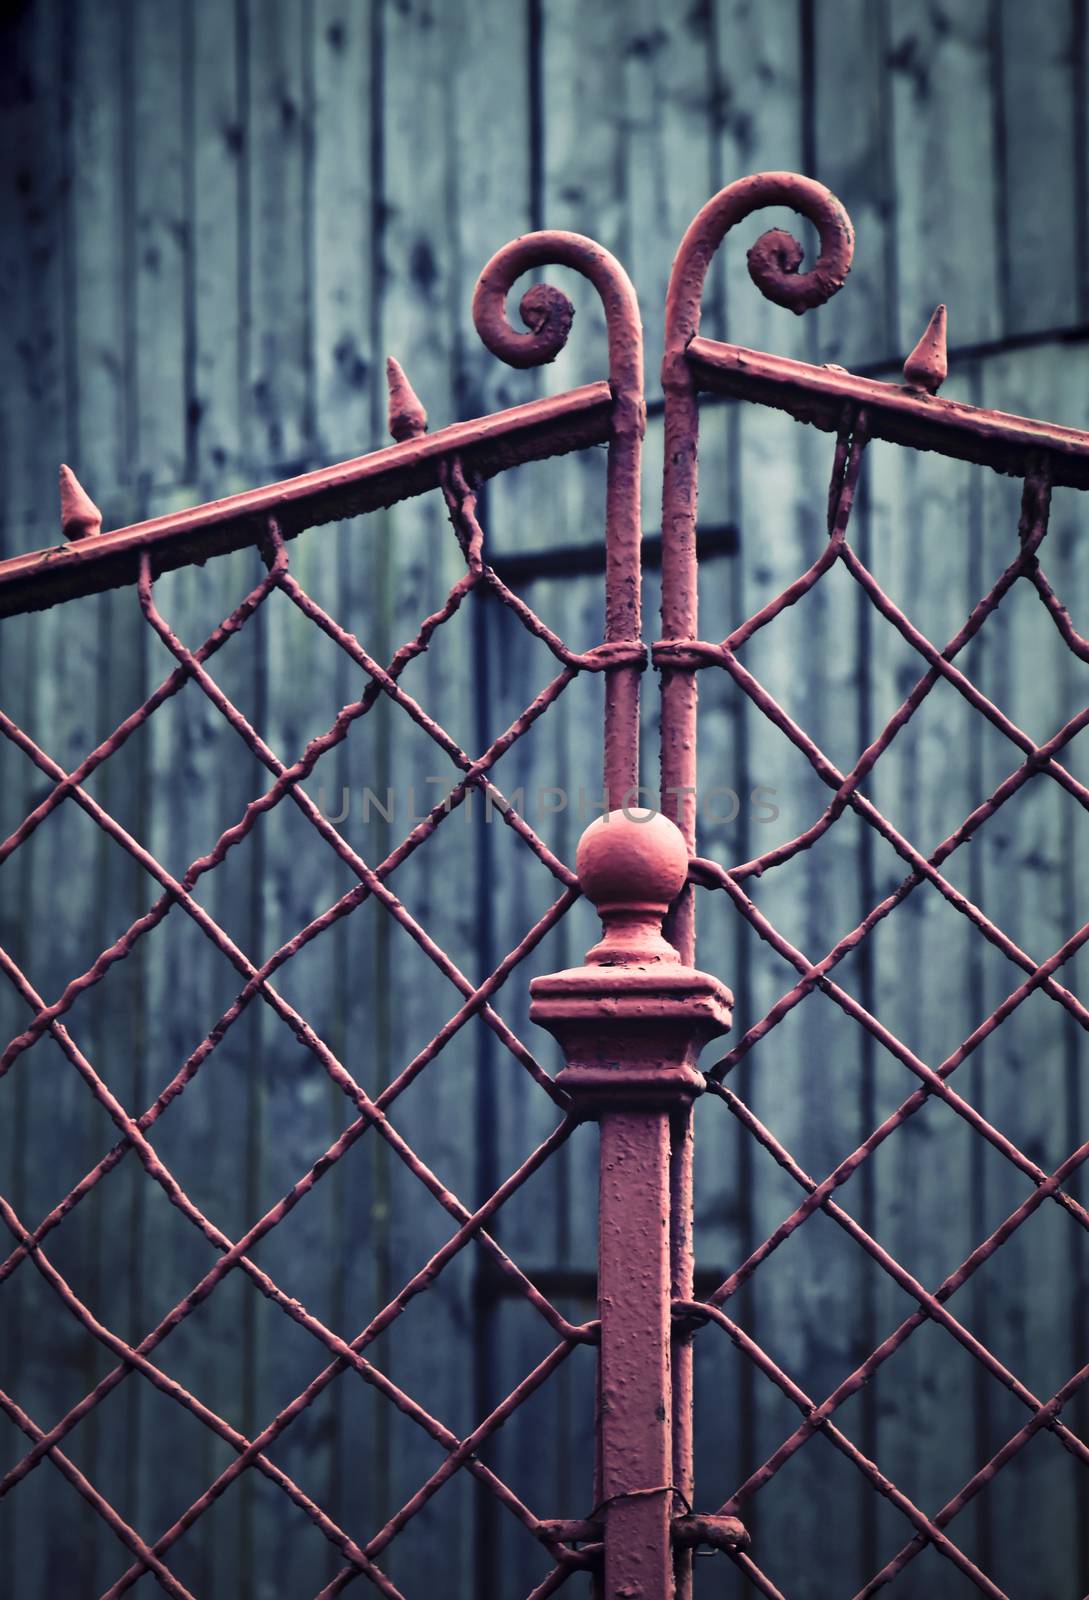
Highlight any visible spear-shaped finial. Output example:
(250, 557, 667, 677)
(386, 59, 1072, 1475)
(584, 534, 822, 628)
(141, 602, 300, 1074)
(902, 304, 948, 395)
(59, 463, 103, 540)
(386, 356, 428, 442)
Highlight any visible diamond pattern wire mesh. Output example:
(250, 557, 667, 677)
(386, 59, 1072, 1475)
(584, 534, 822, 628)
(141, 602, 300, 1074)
(3, 278, 1088, 1599)
(673, 412, 1089, 1599)
(0, 461, 635, 1599)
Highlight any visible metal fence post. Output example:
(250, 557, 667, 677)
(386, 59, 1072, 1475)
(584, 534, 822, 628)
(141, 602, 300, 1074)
(531, 809, 736, 1598)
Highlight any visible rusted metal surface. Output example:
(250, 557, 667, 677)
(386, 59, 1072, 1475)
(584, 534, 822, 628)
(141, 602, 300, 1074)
(531, 812, 732, 1599)
(656, 173, 1089, 1598)
(58, 463, 103, 542)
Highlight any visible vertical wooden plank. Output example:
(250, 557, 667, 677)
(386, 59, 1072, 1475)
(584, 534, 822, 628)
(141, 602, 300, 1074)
(0, 6, 50, 1584)
(1043, 340, 1089, 1598)
(375, 3, 477, 1592)
(1055, 343, 1089, 1598)
(870, 12, 1005, 1575)
(12, 605, 108, 1593)
(295, 3, 383, 1574)
(811, 0, 897, 368)
(777, 12, 894, 1584)
(121, 503, 221, 1599)
(126, 17, 258, 1574)
(321, 543, 384, 1584)
(99, 3, 193, 1577)
(481, 569, 604, 1592)
(450, 0, 536, 413)
(218, 21, 319, 1569)
(536, 0, 621, 561)
(887, 0, 1002, 351)
(249, 539, 358, 1597)
(70, 0, 129, 499)
(492, 49, 628, 1460)
(530, 14, 650, 1584)
(445, 4, 561, 1588)
(536, 0, 631, 1335)
(66, 3, 144, 1585)
(307, 0, 378, 1571)
(244, 0, 312, 474)
(694, 6, 809, 1561)
(702, 8, 878, 1588)
(996, 0, 1079, 335)
(191, 0, 245, 487)
(0, 5, 101, 1593)
(194, 543, 270, 1600)
(729, 408, 873, 1596)
(231, 14, 352, 1587)
(132, 0, 188, 487)
(540, 0, 628, 335)
(972, 343, 1085, 1595)
(120, 501, 306, 1597)
(622, 0, 717, 380)
(715, 0, 810, 361)
(180, 8, 259, 1579)
(311, 0, 373, 463)
(864, 407, 988, 1587)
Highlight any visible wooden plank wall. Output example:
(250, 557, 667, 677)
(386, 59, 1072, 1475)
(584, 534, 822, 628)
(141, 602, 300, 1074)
(1, 2, 1087, 1596)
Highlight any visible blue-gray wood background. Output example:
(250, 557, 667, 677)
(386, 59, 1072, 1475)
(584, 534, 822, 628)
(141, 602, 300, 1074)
(2, 1, 1088, 1596)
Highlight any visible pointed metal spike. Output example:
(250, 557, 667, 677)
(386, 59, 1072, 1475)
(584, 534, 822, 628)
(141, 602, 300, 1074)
(902, 303, 948, 395)
(386, 356, 428, 442)
(59, 463, 103, 541)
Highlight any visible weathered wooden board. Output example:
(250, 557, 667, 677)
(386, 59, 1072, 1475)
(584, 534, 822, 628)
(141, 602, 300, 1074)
(970, 342, 1088, 1596)
(887, 0, 1001, 352)
(692, 13, 811, 1590)
(996, 0, 1080, 336)
(367, 5, 482, 1594)
(863, 402, 992, 1592)
(811, 0, 896, 371)
(1, 6, 101, 1593)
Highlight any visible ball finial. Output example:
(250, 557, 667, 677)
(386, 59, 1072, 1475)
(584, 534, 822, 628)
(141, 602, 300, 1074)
(576, 809, 689, 964)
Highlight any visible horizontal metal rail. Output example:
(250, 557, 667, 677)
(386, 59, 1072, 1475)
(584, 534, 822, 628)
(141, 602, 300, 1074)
(0, 381, 612, 617)
(687, 334, 1089, 486)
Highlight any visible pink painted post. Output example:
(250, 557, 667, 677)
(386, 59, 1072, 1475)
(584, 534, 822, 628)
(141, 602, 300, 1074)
(658, 174, 854, 1597)
(531, 810, 734, 1597)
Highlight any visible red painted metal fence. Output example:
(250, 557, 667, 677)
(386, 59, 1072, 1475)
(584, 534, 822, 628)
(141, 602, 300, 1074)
(0, 172, 1086, 1598)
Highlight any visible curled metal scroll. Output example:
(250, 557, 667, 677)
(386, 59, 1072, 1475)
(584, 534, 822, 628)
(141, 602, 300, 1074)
(659, 173, 855, 963)
(472, 231, 646, 808)
(472, 230, 644, 437)
(663, 169, 854, 375)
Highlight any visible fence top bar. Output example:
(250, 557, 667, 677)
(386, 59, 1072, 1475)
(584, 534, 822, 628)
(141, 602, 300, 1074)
(687, 335, 1089, 487)
(0, 380, 612, 618)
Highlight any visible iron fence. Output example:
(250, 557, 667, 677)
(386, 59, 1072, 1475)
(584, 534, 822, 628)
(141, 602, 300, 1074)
(0, 172, 1086, 1598)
